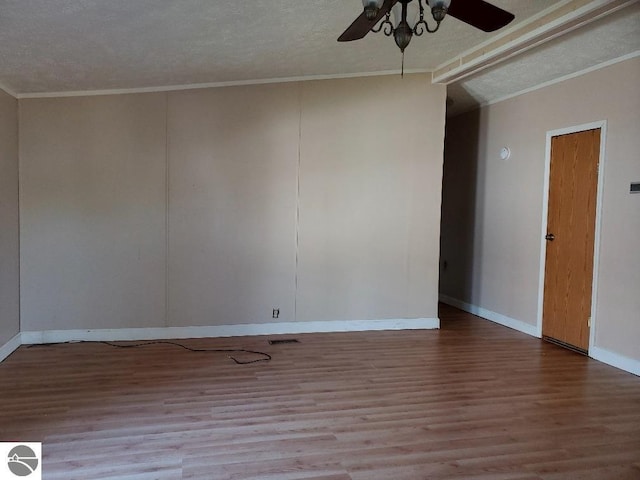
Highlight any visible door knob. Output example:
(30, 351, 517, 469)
(545, 233, 555, 241)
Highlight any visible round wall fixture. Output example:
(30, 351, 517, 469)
(500, 147, 511, 160)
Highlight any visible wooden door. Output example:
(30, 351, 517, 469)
(542, 128, 600, 352)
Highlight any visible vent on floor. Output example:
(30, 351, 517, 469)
(268, 339, 299, 345)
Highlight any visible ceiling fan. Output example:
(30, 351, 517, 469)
(338, 0, 515, 53)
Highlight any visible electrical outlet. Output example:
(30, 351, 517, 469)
(272, 308, 280, 319)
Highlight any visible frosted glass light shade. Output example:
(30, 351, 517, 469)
(391, 2, 420, 27)
(427, 0, 451, 22)
(362, 0, 384, 8)
(362, 0, 385, 21)
(427, 0, 451, 8)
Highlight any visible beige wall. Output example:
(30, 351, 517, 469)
(19, 74, 446, 331)
(20, 94, 168, 330)
(298, 76, 445, 321)
(167, 84, 300, 326)
(0, 89, 20, 344)
(441, 57, 640, 361)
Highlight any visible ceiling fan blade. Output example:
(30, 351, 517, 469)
(338, 0, 399, 42)
(447, 0, 515, 32)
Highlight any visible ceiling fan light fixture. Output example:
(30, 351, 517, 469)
(362, 0, 385, 21)
(390, 1, 416, 51)
(338, 0, 514, 57)
(427, 0, 451, 23)
(391, 2, 419, 28)
(393, 20, 413, 52)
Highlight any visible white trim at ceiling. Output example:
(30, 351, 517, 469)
(0, 82, 18, 99)
(432, 0, 637, 85)
(448, 51, 640, 118)
(483, 51, 640, 109)
(15, 68, 430, 100)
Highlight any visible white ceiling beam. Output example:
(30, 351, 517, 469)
(432, 0, 638, 85)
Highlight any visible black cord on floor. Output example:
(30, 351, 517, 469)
(100, 341, 272, 364)
(28, 340, 271, 365)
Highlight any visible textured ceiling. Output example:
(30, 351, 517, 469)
(447, 2, 640, 116)
(0, 0, 556, 94)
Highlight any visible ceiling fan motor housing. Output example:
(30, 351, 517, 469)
(394, 21, 413, 51)
(393, 0, 414, 52)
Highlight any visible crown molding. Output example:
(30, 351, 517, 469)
(482, 50, 640, 108)
(432, 0, 636, 85)
(0, 82, 18, 99)
(448, 50, 640, 118)
(15, 69, 430, 99)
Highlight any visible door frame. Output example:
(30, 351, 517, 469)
(536, 120, 607, 351)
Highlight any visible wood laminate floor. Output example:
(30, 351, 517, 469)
(1, 304, 639, 479)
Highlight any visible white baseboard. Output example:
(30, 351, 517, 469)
(440, 294, 640, 376)
(439, 294, 539, 338)
(10, 313, 640, 377)
(20, 317, 440, 345)
(590, 346, 640, 377)
(0, 333, 22, 362)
